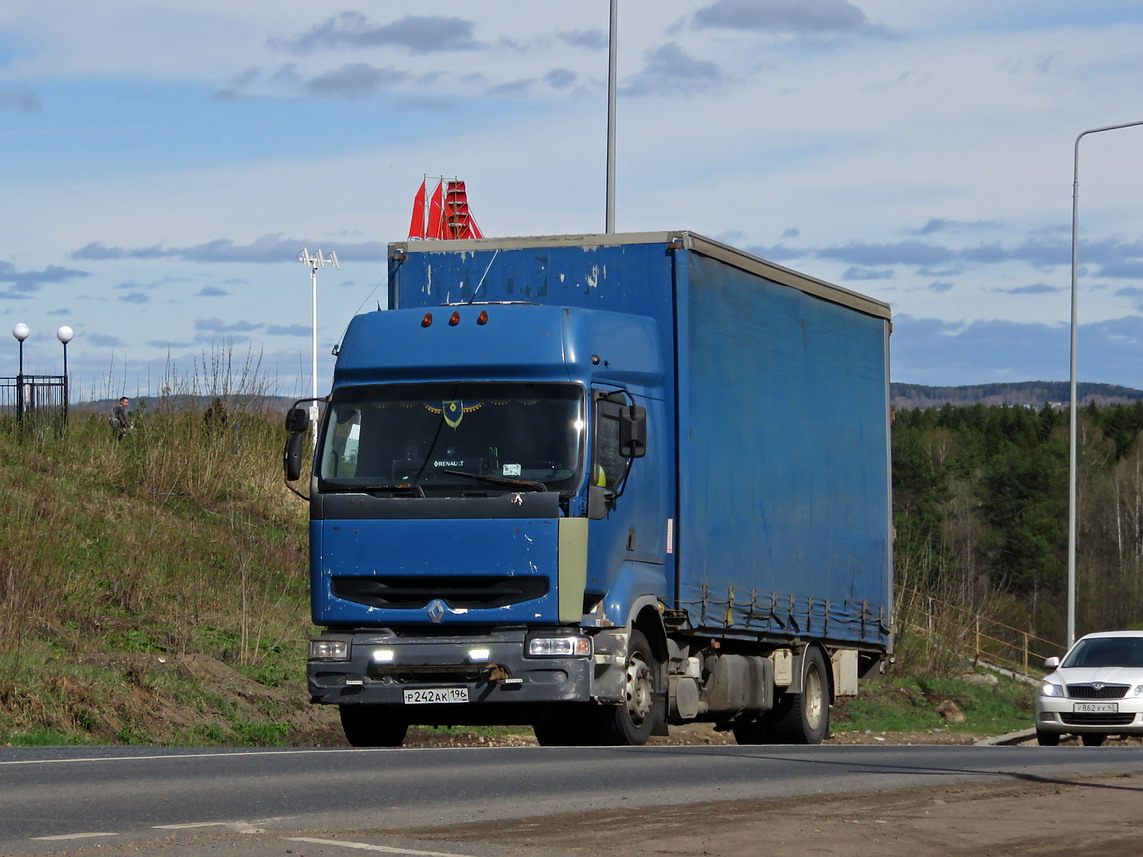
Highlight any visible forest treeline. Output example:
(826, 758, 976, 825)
(893, 401, 1143, 644)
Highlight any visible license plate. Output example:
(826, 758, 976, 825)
(403, 687, 469, 705)
(1073, 702, 1118, 713)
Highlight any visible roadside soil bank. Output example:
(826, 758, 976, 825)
(403, 769, 1143, 857)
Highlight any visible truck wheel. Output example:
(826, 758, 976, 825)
(339, 705, 409, 747)
(592, 629, 656, 746)
(772, 646, 830, 744)
(1081, 733, 1106, 747)
(1036, 728, 1061, 746)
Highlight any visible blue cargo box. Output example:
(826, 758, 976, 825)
(387, 231, 893, 652)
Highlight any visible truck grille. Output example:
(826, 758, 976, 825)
(332, 575, 549, 610)
(1067, 684, 1129, 699)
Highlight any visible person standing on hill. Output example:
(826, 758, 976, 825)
(111, 396, 132, 439)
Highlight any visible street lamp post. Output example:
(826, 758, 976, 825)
(298, 248, 340, 448)
(56, 325, 74, 422)
(605, 0, 618, 233)
(1067, 119, 1143, 649)
(12, 323, 29, 423)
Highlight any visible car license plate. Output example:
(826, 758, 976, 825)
(1073, 702, 1118, 713)
(403, 687, 469, 705)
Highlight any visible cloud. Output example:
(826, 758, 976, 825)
(911, 218, 1004, 236)
(692, 0, 887, 36)
(623, 43, 723, 97)
(0, 260, 91, 292)
(304, 63, 409, 99)
(544, 68, 577, 89)
(86, 332, 124, 348)
(558, 29, 607, 50)
(815, 239, 957, 267)
(195, 318, 260, 334)
(195, 286, 230, 297)
(266, 323, 310, 337)
(843, 266, 894, 280)
(286, 13, 481, 55)
(487, 78, 536, 97)
(0, 89, 41, 114)
(119, 293, 150, 304)
(70, 235, 388, 264)
(995, 283, 1062, 295)
(891, 315, 1069, 385)
(927, 281, 954, 293)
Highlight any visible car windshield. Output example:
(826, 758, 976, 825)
(1061, 636, 1143, 668)
(317, 381, 585, 495)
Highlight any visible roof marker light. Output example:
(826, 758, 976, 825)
(477, 310, 489, 325)
(449, 311, 461, 326)
(421, 313, 433, 327)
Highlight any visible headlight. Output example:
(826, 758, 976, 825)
(528, 635, 592, 657)
(309, 639, 350, 661)
(1039, 680, 1065, 698)
(1131, 684, 1143, 698)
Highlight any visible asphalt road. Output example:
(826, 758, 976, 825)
(2, 744, 1141, 856)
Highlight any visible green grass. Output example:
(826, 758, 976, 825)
(0, 369, 1043, 747)
(832, 671, 1036, 735)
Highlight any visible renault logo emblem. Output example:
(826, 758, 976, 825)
(428, 599, 446, 624)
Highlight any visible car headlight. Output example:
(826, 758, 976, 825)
(527, 635, 592, 657)
(310, 639, 350, 661)
(1038, 680, 1065, 698)
(1132, 684, 1143, 698)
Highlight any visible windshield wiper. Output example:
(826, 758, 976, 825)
(437, 469, 548, 492)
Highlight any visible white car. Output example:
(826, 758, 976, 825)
(1035, 630, 1143, 746)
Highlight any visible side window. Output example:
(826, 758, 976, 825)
(593, 400, 623, 491)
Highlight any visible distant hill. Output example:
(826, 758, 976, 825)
(891, 381, 1143, 410)
(73, 386, 1143, 414)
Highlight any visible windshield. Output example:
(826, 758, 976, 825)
(1062, 636, 1143, 668)
(318, 382, 585, 495)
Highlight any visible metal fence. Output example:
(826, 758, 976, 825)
(0, 375, 68, 425)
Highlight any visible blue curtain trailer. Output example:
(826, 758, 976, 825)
(285, 230, 892, 746)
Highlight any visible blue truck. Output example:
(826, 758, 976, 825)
(284, 230, 893, 747)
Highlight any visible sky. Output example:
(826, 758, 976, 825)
(4, 1, 1143, 401)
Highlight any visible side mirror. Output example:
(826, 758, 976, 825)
(284, 431, 304, 482)
(619, 405, 647, 458)
(1043, 656, 1060, 670)
(285, 407, 309, 433)
(283, 407, 309, 483)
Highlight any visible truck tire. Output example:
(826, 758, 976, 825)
(772, 646, 830, 744)
(591, 629, 656, 746)
(339, 705, 409, 747)
(1081, 733, 1106, 747)
(1036, 728, 1060, 746)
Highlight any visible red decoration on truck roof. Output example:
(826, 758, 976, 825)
(408, 177, 483, 240)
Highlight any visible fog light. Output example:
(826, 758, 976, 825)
(468, 648, 491, 662)
(527, 636, 591, 657)
(372, 649, 395, 664)
(310, 640, 349, 661)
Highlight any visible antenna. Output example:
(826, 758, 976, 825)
(298, 247, 341, 447)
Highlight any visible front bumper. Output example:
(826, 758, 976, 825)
(1035, 699, 1143, 734)
(308, 627, 619, 712)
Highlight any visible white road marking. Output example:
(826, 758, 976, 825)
(31, 832, 117, 841)
(152, 822, 230, 829)
(288, 837, 473, 856)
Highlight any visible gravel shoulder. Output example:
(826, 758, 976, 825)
(406, 768, 1143, 857)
